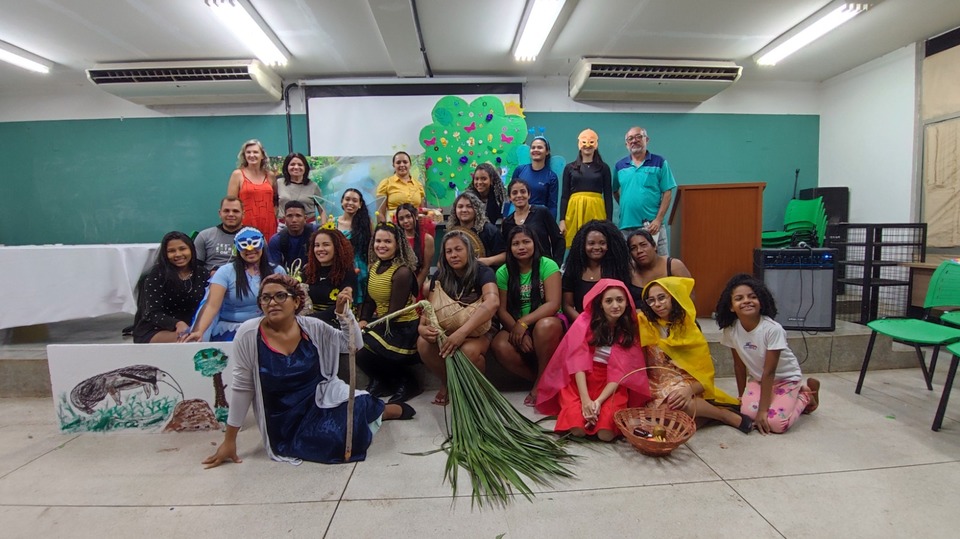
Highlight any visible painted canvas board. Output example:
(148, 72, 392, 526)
(48, 343, 234, 434)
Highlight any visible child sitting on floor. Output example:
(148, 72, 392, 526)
(715, 274, 820, 435)
(536, 279, 650, 441)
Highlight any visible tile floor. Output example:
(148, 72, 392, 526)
(2, 368, 959, 538)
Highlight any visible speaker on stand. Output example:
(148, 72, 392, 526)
(754, 248, 838, 331)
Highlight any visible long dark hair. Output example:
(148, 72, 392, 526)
(156, 231, 201, 284)
(638, 282, 687, 335)
(467, 162, 506, 212)
(715, 273, 779, 329)
(280, 152, 311, 186)
(436, 230, 480, 299)
(571, 148, 606, 172)
(342, 188, 372, 260)
(395, 203, 423, 272)
(304, 228, 355, 287)
(504, 226, 543, 319)
(232, 245, 277, 300)
(565, 220, 631, 284)
(588, 285, 637, 348)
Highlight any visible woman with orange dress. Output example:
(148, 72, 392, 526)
(227, 139, 278, 241)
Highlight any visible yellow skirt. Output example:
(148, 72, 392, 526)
(564, 192, 606, 248)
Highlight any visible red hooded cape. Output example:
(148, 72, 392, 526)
(535, 278, 651, 415)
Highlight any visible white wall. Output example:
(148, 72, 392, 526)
(818, 44, 919, 222)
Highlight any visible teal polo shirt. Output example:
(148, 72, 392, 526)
(613, 152, 677, 229)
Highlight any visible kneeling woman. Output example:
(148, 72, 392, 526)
(417, 230, 500, 406)
(536, 279, 650, 440)
(638, 277, 752, 432)
(203, 274, 414, 467)
(303, 228, 357, 327)
(492, 226, 564, 407)
(133, 231, 208, 343)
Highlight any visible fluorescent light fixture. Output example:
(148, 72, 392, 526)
(206, 0, 289, 66)
(755, 2, 870, 66)
(0, 40, 53, 74)
(513, 0, 567, 62)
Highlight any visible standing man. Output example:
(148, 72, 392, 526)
(195, 196, 245, 274)
(613, 127, 677, 255)
(267, 200, 317, 272)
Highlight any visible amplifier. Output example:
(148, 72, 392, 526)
(753, 248, 837, 331)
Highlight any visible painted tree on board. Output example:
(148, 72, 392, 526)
(193, 348, 229, 423)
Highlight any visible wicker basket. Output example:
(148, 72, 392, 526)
(614, 407, 696, 457)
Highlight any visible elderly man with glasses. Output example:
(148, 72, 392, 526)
(613, 127, 678, 256)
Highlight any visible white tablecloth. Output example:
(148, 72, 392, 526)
(0, 243, 159, 329)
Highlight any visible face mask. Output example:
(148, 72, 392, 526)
(234, 227, 265, 251)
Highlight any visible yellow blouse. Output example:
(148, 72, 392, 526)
(376, 174, 425, 218)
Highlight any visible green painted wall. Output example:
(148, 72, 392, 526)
(524, 112, 820, 230)
(0, 111, 817, 245)
(0, 114, 308, 246)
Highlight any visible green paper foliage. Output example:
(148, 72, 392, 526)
(419, 96, 527, 207)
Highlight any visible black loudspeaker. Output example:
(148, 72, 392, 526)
(799, 187, 849, 224)
(753, 248, 837, 331)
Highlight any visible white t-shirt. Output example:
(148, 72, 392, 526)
(720, 316, 802, 383)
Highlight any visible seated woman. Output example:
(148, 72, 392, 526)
(627, 229, 692, 305)
(561, 220, 631, 323)
(132, 231, 208, 343)
(395, 203, 434, 296)
(492, 226, 565, 407)
(447, 191, 505, 267)
(202, 274, 414, 468)
(184, 227, 285, 342)
(337, 188, 372, 305)
(500, 178, 565, 264)
(417, 230, 500, 406)
(536, 279, 650, 440)
(357, 223, 422, 404)
(303, 227, 357, 327)
(637, 276, 753, 433)
(466, 162, 506, 225)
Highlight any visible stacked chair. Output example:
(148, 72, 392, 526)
(761, 196, 827, 248)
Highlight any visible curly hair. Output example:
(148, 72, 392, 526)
(341, 188, 372, 259)
(435, 230, 480, 300)
(280, 152, 311, 186)
(638, 282, 687, 336)
(368, 222, 417, 272)
(588, 285, 637, 348)
(236, 139, 269, 171)
(565, 220, 631, 285)
(447, 191, 489, 234)
(467, 163, 506, 217)
(394, 203, 423, 272)
(504, 225, 544, 320)
(260, 273, 307, 315)
(304, 228, 355, 287)
(156, 231, 202, 285)
(715, 273, 778, 329)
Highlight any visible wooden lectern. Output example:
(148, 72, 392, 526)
(668, 183, 765, 317)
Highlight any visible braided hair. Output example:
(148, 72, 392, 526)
(565, 220, 631, 285)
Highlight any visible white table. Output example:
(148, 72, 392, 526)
(0, 243, 159, 330)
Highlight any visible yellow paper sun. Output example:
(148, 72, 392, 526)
(504, 100, 525, 118)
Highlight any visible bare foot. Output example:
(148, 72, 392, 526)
(523, 392, 536, 407)
(803, 378, 820, 414)
(432, 388, 449, 406)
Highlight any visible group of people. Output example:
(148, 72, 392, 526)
(127, 130, 820, 468)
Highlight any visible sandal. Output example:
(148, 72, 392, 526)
(737, 413, 754, 434)
(803, 378, 820, 414)
(432, 389, 449, 406)
(523, 393, 537, 407)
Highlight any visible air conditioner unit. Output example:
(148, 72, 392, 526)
(569, 58, 742, 103)
(86, 59, 282, 105)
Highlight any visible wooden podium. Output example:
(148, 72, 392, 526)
(668, 183, 765, 317)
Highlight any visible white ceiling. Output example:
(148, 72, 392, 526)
(1, 0, 959, 95)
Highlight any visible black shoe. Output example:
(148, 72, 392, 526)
(121, 325, 134, 337)
(365, 378, 388, 398)
(737, 413, 755, 434)
(392, 402, 416, 420)
(388, 379, 422, 404)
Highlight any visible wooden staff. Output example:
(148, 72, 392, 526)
(344, 299, 357, 461)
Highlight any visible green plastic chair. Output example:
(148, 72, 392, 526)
(856, 259, 960, 396)
(933, 341, 960, 431)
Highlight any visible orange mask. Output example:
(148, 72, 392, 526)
(578, 129, 598, 150)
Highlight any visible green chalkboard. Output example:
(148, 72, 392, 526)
(0, 115, 307, 246)
(523, 112, 820, 230)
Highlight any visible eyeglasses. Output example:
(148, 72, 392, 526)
(258, 292, 292, 305)
(645, 294, 670, 306)
(626, 134, 647, 142)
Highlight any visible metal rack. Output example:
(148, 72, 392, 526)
(833, 223, 927, 324)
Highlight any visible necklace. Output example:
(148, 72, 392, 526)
(514, 208, 529, 224)
(180, 275, 194, 292)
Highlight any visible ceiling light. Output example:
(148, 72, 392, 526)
(755, 2, 870, 66)
(513, 0, 567, 62)
(206, 0, 289, 66)
(0, 40, 53, 74)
